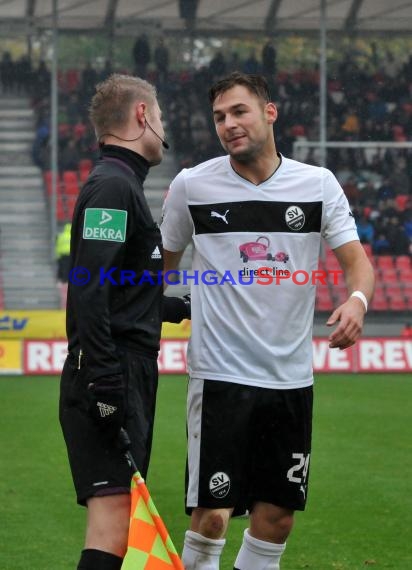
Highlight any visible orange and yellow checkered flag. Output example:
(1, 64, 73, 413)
(121, 471, 184, 570)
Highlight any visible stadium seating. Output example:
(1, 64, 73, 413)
(56, 193, 67, 222)
(385, 283, 403, 298)
(62, 170, 80, 197)
(370, 296, 389, 311)
(362, 243, 373, 258)
(43, 170, 77, 222)
(315, 286, 334, 311)
(43, 170, 62, 196)
(79, 158, 93, 183)
(376, 255, 395, 271)
(395, 256, 411, 271)
(316, 249, 412, 313)
(395, 194, 409, 211)
(388, 297, 407, 311)
(66, 195, 77, 220)
(380, 268, 400, 283)
(403, 289, 412, 310)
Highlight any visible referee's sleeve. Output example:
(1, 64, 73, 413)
(70, 177, 131, 380)
(161, 170, 193, 252)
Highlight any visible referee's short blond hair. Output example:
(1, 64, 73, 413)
(89, 73, 157, 139)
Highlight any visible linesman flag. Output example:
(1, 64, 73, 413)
(119, 430, 184, 570)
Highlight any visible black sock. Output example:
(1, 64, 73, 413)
(77, 548, 123, 570)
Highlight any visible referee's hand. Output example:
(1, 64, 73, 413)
(87, 374, 126, 436)
(162, 294, 191, 323)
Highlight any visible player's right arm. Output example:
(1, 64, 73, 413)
(161, 170, 193, 288)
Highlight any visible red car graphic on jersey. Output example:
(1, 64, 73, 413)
(239, 236, 289, 263)
(239, 236, 272, 262)
(273, 251, 289, 263)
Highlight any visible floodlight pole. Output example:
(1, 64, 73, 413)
(319, 0, 327, 167)
(50, 0, 59, 262)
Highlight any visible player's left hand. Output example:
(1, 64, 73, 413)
(326, 296, 366, 350)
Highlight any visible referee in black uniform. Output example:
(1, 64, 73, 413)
(59, 74, 188, 570)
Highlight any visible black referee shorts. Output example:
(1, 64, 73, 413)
(59, 347, 158, 506)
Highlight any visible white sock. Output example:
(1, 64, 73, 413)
(234, 529, 286, 570)
(182, 530, 226, 570)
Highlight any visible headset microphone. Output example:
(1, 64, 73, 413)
(98, 119, 169, 150)
(145, 118, 170, 150)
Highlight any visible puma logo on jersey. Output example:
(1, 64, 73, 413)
(211, 209, 229, 224)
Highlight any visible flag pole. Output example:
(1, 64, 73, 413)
(119, 429, 184, 570)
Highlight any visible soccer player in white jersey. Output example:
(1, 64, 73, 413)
(161, 72, 375, 570)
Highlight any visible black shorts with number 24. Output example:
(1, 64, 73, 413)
(186, 378, 313, 516)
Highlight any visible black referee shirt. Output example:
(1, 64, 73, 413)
(66, 145, 163, 381)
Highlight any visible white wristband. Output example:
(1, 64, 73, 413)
(350, 290, 368, 312)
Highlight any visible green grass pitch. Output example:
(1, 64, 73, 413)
(1, 374, 411, 569)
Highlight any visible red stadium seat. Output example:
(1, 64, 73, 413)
(316, 285, 332, 298)
(395, 256, 411, 271)
(62, 170, 80, 197)
(370, 297, 389, 311)
(376, 255, 394, 270)
(56, 202, 67, 222)
(362, 243, 373, 257)
(388, 297, 407, 311)
(403, 290, 412, 310)
(398, 267, 412, 282)
(395, 195, 409, 211)
(403, 287, 412, 299)
(380, 268, 399, 283)
(79, 159, 93, 183)
(373, 288, 386, 304)
(43, 170, 62, 196)
(62, 170, 78, 185)
(66, 195, 78, 220)
(316, 297, 334, 311)
(316, 287, 334, 311)
(65, 69, 80, 92)
(385, 284, 403, 299)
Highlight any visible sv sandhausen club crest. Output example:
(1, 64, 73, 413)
(285, 205, 305, 231)
(209, 471, 231, 499)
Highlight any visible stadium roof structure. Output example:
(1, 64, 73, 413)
(0, 0, 411, 37)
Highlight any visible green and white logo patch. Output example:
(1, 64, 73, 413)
(83, 208, 127, 242)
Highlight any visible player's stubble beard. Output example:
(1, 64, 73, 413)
(226, 133, 268, 165)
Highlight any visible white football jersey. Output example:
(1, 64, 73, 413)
(161, 155, 359, 389)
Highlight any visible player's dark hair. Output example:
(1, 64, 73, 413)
(208, 72, 270, 105)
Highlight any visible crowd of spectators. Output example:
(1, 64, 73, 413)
(1, 42, 411, 257)
(160, 45, 412, 258)
(0, 51, 113, 174)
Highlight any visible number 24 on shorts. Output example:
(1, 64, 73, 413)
(287, 453, 310, 484)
